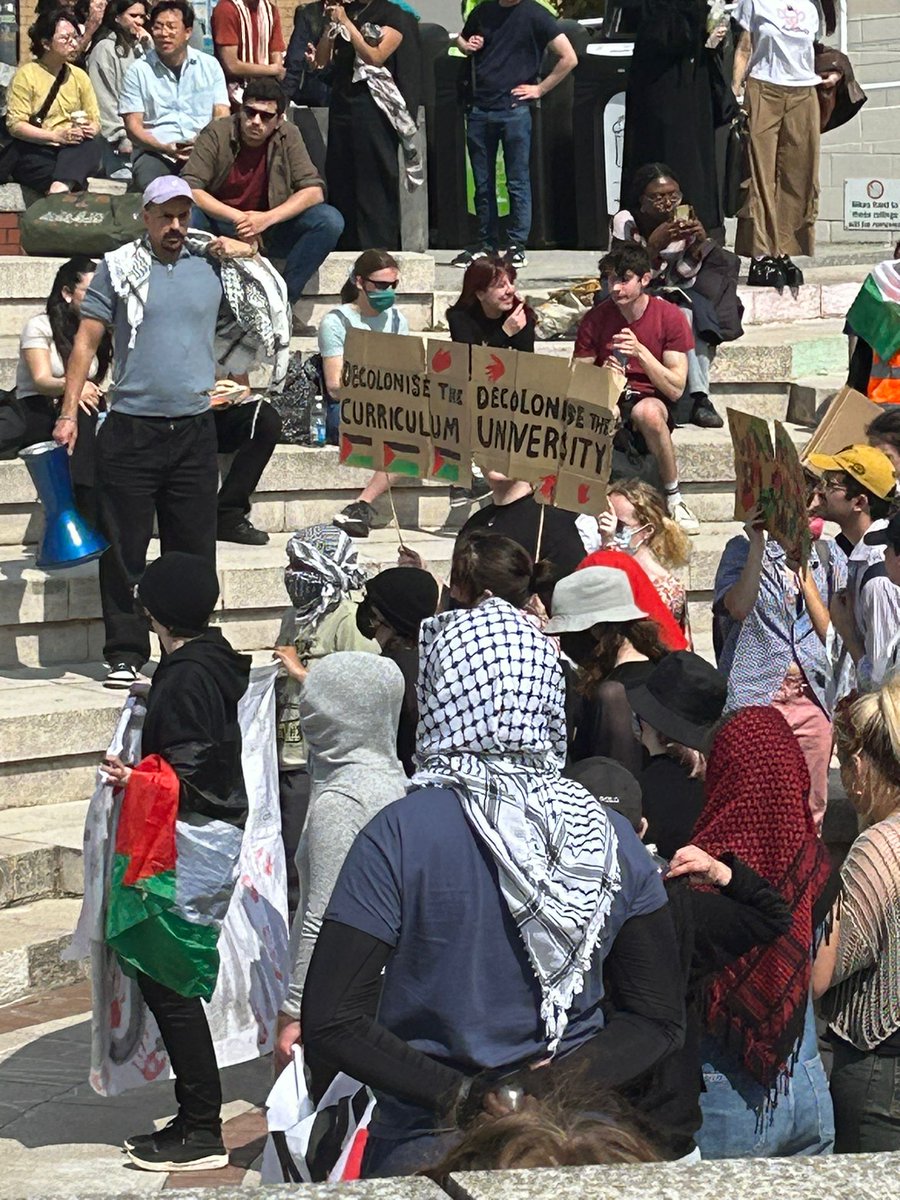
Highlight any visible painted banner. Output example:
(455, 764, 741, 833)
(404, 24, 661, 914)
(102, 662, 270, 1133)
(537, 360, 618, 514)
(728, 407, 775, 522)
(426, 339, 471, 488)
(771, 420, 812, 567)
(339, 328, 431, 477)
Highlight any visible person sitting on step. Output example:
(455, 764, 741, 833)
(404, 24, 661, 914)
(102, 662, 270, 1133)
(574, 243, 701, 535)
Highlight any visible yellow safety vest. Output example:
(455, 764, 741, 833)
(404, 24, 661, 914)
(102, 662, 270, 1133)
(869, 349, 900, 405)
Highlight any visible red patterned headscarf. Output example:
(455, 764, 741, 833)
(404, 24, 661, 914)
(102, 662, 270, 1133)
(577, 550, 688, 651)
(693, 706, 832, 1092)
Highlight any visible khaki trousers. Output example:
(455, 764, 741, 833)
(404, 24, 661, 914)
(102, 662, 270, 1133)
(735, 77, 820, 259)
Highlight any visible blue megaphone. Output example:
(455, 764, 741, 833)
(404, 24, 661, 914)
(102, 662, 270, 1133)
(19, 440, 109, 570)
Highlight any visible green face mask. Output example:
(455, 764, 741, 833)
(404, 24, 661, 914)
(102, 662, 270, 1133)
(368, 288, 396, 313)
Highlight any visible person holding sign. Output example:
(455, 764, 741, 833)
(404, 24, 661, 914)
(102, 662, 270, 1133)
(574, 245, 701, 536)
(325, 250, 409, 539)
(712, 500, 845, 829)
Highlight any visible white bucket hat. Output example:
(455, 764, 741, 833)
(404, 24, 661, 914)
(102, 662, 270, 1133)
(545, 567, 649, 634)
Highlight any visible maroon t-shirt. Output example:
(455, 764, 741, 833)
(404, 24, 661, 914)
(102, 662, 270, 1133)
(219, 142, 268, 211)
(574, 296, 694, 397)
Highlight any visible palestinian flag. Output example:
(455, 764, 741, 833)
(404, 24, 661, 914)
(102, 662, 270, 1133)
(339, 434, 375, 471)
(846, 259, 900, 361)
(382, 441, 422, 477)
(431, 447, 461, 483)
(105, 755, 222, 1000)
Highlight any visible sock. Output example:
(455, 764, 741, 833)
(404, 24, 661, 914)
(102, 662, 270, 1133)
(664, 481, 683, 508)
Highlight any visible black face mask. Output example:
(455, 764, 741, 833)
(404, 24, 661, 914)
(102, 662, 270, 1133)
(559, 629, 598, 667)
(355, 596, 382, 640)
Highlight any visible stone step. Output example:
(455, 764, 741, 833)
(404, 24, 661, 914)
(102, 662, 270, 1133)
(0, 896, 87, 1004)
(0, 798, 86, 908)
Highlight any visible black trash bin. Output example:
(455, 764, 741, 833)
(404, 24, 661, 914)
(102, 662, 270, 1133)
(429, 53, 477, 250)
(571, 47, 632, 250)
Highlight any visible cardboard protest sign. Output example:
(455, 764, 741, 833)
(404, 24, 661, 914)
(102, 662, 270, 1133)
(770, 421, 812, 568)
(537, 360, 617, 514)
(727, 407, 775, 522)
(425, 339, 471, 488)
(801, 385, 881, 464)
(339, 329, 430, 477)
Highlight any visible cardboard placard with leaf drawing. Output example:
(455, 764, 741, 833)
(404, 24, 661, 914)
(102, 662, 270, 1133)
(468, 343, 526, 477)
(339, 328, 431, 477)
(425, 339, 471, 488)
(727, 407, 775, 522)
(770, 421, 811, 568)
(536, 361, 617, 514)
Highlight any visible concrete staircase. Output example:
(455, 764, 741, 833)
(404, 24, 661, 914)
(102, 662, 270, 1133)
(0, 249, 863, 1004)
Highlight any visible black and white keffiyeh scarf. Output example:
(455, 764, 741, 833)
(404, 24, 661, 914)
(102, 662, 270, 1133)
(412, 597, 621, 1052)
(284, 523, 368, 631)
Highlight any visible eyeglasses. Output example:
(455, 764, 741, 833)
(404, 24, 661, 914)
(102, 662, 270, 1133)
(644, 191, 682, 209)
(151, 21, 183, 32)
(241, 104, 278, 122)
(54, 30, 80, 42)
(364, 277, 399, 290)
(820, 474, 849, 494)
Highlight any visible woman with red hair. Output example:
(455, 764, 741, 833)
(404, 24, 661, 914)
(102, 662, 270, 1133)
(692, 706, 835, 1158)
(446, 255, 536, 352)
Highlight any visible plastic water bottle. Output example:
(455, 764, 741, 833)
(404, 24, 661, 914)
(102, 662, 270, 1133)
(310, 396, 326, 447)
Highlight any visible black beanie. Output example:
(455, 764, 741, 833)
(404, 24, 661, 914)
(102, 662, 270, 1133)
(365, 567, 438, 639)
(138, 552, 220, 633)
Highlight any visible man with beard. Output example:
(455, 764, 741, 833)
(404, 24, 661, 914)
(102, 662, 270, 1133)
(53, 175, 255, 688)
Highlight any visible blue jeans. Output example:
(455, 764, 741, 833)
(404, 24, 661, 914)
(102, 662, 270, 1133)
(189, 203, 344, 303)
(466, 104, 532, 248)
(696, 1000, 834, 1159)
(686, 336, 715, 397)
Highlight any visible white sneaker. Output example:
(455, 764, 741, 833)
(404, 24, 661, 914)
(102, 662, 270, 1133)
(669, 499, 701, 535)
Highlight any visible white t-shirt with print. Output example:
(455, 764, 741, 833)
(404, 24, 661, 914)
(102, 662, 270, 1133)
(737, 0, 821, 87)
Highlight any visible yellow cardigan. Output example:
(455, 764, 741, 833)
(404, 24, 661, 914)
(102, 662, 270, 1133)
(7, 60, 100, 133)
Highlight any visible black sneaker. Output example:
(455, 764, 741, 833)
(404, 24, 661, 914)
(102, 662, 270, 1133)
(333, 499, 377, 538)
(746, 256, 787, 288)
(505, 245, 528, 269)
(689, 394, 724, 429)
(217, 516, 269, 545)
(450, 246, 492, 268)
(778, 256, 805, 290)
(126, 1126, 228, 1173)
(124, 1115, 184, 1153)
(104, 662, 140, 690)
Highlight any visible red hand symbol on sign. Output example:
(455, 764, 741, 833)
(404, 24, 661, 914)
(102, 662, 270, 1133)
(485, 354, 505, 382)
(431, 347, 452, 372)
(577, 484, 591, 505)
(538, 474, 556, 499)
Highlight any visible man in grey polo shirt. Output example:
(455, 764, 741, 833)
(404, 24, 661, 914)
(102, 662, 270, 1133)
(53, 175, 252, 688)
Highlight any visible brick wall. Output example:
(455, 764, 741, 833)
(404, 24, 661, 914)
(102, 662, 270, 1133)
(0, 212, 23, 256)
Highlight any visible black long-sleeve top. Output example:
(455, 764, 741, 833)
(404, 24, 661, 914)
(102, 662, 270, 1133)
(302, 904, 685, 1119)
(447, 303, 536, 352)
(616, 854, 792, 1157)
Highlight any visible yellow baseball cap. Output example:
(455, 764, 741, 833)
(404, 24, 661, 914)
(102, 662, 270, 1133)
(806, 444, 897, 500)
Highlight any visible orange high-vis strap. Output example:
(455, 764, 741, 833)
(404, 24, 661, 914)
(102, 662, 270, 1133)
(869, 349, 900, 405)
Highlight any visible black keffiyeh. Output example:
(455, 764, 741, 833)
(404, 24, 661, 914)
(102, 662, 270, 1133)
(413, 597, 622, 1052)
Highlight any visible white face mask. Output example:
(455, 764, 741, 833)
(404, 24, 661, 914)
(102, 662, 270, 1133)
(612, 522, 652, 554)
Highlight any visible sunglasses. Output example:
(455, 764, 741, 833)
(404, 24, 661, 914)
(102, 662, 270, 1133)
(241, 104, 278, 122)
(364, 277, 399, 290)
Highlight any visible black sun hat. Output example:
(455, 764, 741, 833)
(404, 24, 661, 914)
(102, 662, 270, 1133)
(626, 651, 727, 752)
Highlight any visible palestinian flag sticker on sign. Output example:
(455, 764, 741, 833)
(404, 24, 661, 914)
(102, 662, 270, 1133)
(340, 433, 375, 470)
(432, 447, 461, 483)
(382, 441, 422, 477)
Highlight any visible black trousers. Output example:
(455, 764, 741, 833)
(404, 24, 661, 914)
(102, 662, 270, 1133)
(137, 971, 222, 1133)
(215, 400, 282, 526)
(326, 94, 401, 250)
(12, 135, 106, 193)
(279, 766, 311, 918)
(96, 409, 218, 668)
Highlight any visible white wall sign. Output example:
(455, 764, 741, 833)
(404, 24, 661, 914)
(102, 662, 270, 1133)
(603, 91, 626, 217)
(844, 178, 900, 231)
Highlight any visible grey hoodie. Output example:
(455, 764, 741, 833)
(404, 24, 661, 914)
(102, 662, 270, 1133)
(282, 652, 409, 1017)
